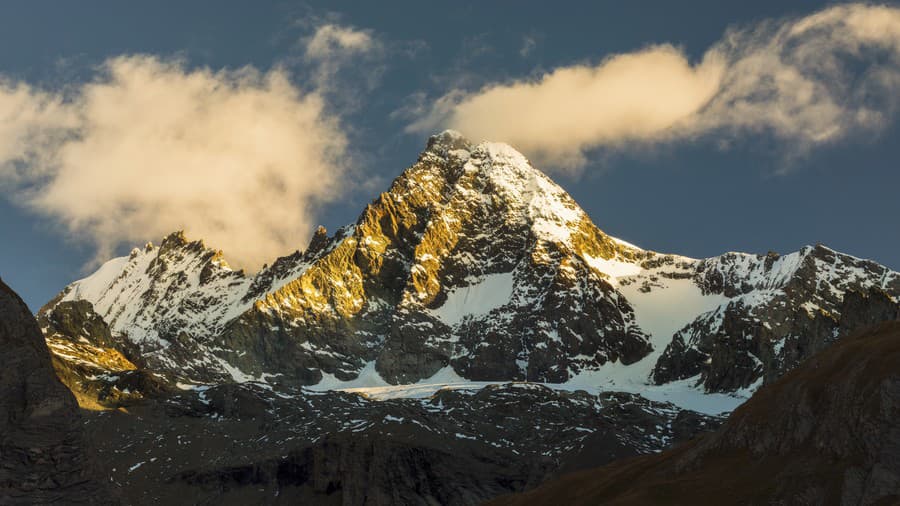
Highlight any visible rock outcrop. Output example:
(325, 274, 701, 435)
(0, 278, 113, 504)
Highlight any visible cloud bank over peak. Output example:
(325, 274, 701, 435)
(408, 3, 900, 172)
(0, 55, 349, 269)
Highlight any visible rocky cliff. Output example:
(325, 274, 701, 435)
(0, 278, 114, 504)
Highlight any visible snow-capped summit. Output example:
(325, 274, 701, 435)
(424, 130, 632, 251)
(58, 231, 249, 344)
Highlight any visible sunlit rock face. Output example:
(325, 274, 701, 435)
(39, 131, 655, 387)
(217, 130, 655, 385)
(39, 132, 899, 395)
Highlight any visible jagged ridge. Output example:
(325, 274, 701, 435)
(39, 131, 899, 401)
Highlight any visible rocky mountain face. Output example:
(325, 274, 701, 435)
(0, 278, 113, 504)
(38, 131, 900, 398)
(40, 131, 656, 390)
(28, 131, 900, 505)
(488, 320, 900, 506)
(653, 252, 900, 391)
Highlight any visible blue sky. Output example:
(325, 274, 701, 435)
(1, 0, 898, 310)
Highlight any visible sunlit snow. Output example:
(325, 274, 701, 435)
(582, 254, 643, 282)
(62, 256, 128, 303)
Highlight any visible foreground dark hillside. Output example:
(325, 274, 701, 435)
(0, 278, 113, 504)
(76, 382, 718, 504)
(489, 320, 900, 506)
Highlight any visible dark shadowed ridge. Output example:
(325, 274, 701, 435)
(0, 277, 115, 504)
(487, 319, 900, 506)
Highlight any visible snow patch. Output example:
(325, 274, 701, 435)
(317, 364, 743, 415)
(308, 361, 389, 392)
(559, 370, 745, 415)
(621, 277, 727, 354)
(314, 364, 497, 400)
(583, 255, 642, 282)
(572, 276, 730, 398)
(61, 256, 128, 303)
(428, 272, 515, 326)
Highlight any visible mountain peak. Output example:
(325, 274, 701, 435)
(408, 131, 610, 253)
(157, 230, 220, 259)
(40, 131, 899, 397)
(160, 230, 189, 248)
(425, 129, 473, 155)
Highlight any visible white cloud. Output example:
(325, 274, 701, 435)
(0, 55, 349, 269)
(304, 23, 376, 60)
(409, 3, 900, 172)
(519, 35, 537, 58)
(300, 23, 382, 97)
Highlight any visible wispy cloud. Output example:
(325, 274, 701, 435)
(291, 20, 386, 113)
(0, 56, 349, 269)
(408, 3, 900, 172)
(304, 23, 376, 60)
(519, 35, 537, 58)
(302, 23, 381, 86)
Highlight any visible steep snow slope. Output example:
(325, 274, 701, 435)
(427, 271, 516, 326)
(60, 237, 251, 344)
